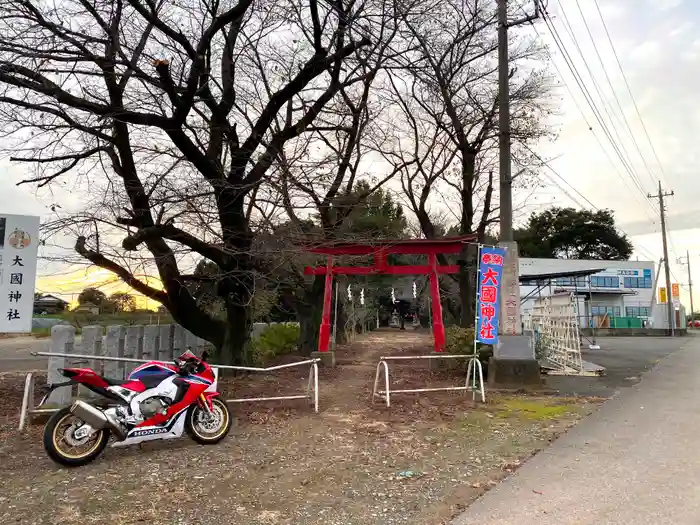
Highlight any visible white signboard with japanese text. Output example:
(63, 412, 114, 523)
(0, 214, 40, 333)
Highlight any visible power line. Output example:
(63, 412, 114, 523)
(552, 0, 650, 199)
(572, 0, 658, 191)
(592, 0, 670, 189)
(515, 109, 660, 261)
(542, 6, 657, 216)
(524, 143, 660, 263)
(525, 6, 659, 225)
(522, 144, 598, 209)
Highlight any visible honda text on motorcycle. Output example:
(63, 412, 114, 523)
(43, 350, 232, 467)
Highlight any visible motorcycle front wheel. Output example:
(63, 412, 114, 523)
(43, 407, 110, 467)
(186, 398, 232, 445)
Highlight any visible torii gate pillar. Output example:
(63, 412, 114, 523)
(303, 235, 477, 365)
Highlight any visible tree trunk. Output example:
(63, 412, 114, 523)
(215, 184, 254, 365)
(214, 271, 253, 365)
(458, 151, 478, 328)
(218, 298, 251, 366)
(459, 244, 478, 328)
(297, 277, 325, 356)
(335, 299, 348, 344)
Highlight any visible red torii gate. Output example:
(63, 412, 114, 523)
(303, 235, 477, 353)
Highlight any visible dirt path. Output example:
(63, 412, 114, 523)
(0, 329, 601, 525)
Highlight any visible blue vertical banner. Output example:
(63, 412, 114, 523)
(475, 245, 507, 345)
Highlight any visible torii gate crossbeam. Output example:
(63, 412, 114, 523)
(302, 235, 476, 353)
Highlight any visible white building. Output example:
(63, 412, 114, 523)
(519, 258, 665, 329)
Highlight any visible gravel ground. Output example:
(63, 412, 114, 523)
(0, 331, 601, 524)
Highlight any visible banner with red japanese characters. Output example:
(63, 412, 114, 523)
(475, 245, 506, 345)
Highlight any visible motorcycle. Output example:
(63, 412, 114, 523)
(42, 349, 232, 467)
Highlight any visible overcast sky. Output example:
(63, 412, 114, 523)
(521, 0, 700, 309)
(1, 0, 698, 310)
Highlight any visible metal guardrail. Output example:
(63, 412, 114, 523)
(18, 352, 320, 431)
(371, 354, 485, 408)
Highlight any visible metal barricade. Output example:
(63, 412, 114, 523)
(372, 354, 485, 408)
(18, 352, 319, 431)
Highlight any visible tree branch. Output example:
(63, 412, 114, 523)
(121, 224, 229, 265)
(76, 236, 169, 305)
(0, 63, 171, 127)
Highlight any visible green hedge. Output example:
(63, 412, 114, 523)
(443, 326, 493, 372)
(250, 323, 300, 365)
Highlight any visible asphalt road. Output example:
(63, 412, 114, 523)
(545, 336, 685, 397)
(0, 336, 52, 373)
(453, 335, 700, 525)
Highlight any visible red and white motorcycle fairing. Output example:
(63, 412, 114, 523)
(42, 350, 231, 467)
(105, 361, 219, 447)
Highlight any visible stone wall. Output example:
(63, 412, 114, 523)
(46, 324, 213, 405)
(45, 322, 296, 405)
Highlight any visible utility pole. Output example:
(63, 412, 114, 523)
(492, 0, 541, 388)
(678, 251, 694, 327)
(648, 181, 675, 336)
(649, 257, 663, 315)
(498, 0, 539, 241)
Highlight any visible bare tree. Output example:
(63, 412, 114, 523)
(248, 1, 414, 353)
(379, 0, 552, 325)
(0, 0, 376, 363)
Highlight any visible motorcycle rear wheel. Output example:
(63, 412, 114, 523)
(43, 407, 110, 467)
(187, 398, 232, 444)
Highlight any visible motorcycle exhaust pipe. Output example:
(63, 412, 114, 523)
(70, 400, 126, 440)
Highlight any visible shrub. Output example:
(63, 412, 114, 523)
(443, 325, 493, 373)
(445, 326, 475, 354)
(250, 323, 300, 365)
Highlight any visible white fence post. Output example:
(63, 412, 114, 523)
(46, 325, 75, 405)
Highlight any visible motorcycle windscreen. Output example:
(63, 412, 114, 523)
(128, 362, 177, 381)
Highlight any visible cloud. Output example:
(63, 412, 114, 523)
(650, 0, 683, 12)
(629, 40, 663, 63)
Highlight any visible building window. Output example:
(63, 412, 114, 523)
(625, 306, 650, 317)
(591, 305, 621, 317)
(623, 277, 652, 288)
(591, 276, 620, 288)
(554, 277, 589, 287)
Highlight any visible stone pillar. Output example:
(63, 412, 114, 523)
(490, 241, 542, 388)
(125, 325, 144, 362)
(79, 326, 103, 397)
(172, 325, 187, 357)
(159, 324, 175, 362)
(104, 325, 125, 379)
(47, 325, 75, 405)
(81, 326, 103, 374)
(142, 325, 160, 361)
(185, 330, 199, 353)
